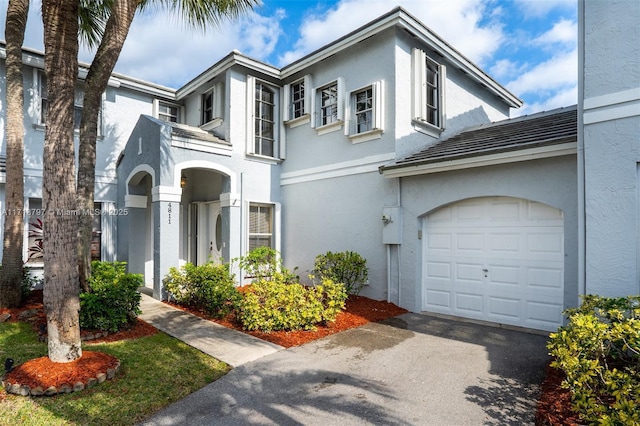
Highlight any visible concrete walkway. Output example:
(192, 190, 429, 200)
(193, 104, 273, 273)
(138, 293, 283, 367)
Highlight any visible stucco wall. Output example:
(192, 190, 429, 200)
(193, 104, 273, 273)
(582, 0, 640, 296)
(397, 155, 579, 313)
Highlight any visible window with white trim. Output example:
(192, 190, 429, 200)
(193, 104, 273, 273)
(255, 82, 275, 157)
(412, 49, 446, 131)
(290, 79, 305, 119)
(200, 83, 223, 129)
(248, 203, 273, 250)
(347, 80, 384, 141)
(246, 76, 280, 159)
(156, 101, 180, 123)
(37, 70, 102, 134)
(312, 78, 344, 133)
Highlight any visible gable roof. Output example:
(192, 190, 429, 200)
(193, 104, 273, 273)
(380, 105, 577, 178)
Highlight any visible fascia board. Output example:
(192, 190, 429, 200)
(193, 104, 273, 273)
(381, 142, 577, 178)
(395, 16, 522, 108)
(281, 12, 399, 79)
(280, 9, 521, 109)
(177, 52, 281, 99)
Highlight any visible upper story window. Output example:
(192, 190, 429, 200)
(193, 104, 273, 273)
(320, 83, 338, 126)
(311, 78, 344, 134)
(290, 80, 305, 119)
(284, 75, 311, 127)
(347, 81, 384, 143)
(412, 48, 446, 134)
(37, 70, 102, 134)
(156, 100, 180, 123)
(255, 82, 275, 157)
(200, 83, 223, 130)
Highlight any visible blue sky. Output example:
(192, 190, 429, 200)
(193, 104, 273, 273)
(1, 0, 578, 116)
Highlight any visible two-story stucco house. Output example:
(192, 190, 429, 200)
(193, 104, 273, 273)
(0, 4, 638, 333)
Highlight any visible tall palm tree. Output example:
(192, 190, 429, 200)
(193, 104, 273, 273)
(77, 0, 258, 290)
(41, 0, 82, 362)
(0, 0, 29, 309)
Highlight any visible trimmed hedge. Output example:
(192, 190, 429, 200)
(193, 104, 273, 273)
(163, 262, 239, 317)
(312, 251, 368, 294)
(547, 295, 640, 425)
(79, 261, 143, 332)
(236, 277, 347, 332)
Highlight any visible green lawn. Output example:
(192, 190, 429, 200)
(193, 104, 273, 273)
(0, 322, 230, 426)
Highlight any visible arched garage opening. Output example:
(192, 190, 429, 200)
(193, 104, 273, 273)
(421, 196, 564, 331)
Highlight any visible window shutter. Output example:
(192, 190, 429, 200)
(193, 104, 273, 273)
(439, 64, 446, 129)
(283, 83, 291, 121)
(303, 74, 312, 116)
(336, 77, 345, 121)
(310, 84, 317, 128)
(412, 48, 426, 121)
(246, 76, 256, 154)
(374, 80, 384, 131)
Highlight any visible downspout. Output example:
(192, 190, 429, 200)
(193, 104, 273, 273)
(577, 0, 586, 297)
(397, 177, 402, 307)
(240, 172, 245, 284)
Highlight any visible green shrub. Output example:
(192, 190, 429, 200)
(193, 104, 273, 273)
(236, 276, 347, 332)
(234, 247, 298, 283)
(312, 251, 368, 294)
(163, 262, 239, 317)
(79, 261, 143, 332)
(547, 295, 640, 425)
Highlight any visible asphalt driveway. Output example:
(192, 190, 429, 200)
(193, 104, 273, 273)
(139, 313, 550, 425)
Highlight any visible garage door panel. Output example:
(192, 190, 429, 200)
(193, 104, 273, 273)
(527, 267, 563, 289)
(526, 302, 564, 326)
(487, 265, 521, 286)
(423, 197, 564, 331)
(488, 297, 521, 320)
(528, 201, 564, 220)
(455, 293, 483, 313)
(424, 289, 451, 310)
(455, 263, 484, 283)
(427, 233, 452, 251)
(425, 261, 451, 279)
(456, 233, 484, 252)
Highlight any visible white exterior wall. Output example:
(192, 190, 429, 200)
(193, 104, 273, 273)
(281, 27, 515, 301)
(580, 0, 640, 296)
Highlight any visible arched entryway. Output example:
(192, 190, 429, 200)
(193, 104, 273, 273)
(125, 168, 154, 286)
(421, 196, 565, 331)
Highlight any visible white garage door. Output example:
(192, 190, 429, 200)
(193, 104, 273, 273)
(423, 197, 564, 331)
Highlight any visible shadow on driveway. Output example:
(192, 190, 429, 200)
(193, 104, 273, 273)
(140, 313, 550, 426)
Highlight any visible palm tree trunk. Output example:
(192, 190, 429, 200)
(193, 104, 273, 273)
(0, 0, 29, 309)
(42, 0, 82, 363)
(78, 0, 140, 292)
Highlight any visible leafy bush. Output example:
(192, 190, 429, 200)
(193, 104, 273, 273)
(163, 262, 239, 317)
(312, 251, 368, 294)
(235, 247, 298, 283)
(79, 261, 143, 332)
(547, 295, 640, 425)
(236, 277, 347, 332)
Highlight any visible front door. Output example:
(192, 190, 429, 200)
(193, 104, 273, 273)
(189, 201, 223, 265)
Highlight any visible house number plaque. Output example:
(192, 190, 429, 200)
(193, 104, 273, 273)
(168, 202, 172, 224)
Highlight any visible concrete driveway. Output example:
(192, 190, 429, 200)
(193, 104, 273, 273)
(139, 313, 550, 426)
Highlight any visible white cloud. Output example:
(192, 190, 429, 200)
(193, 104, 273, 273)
(278, 0, 505, 67)
(506, 47, 577, 115)
(533, 18, 577, 46)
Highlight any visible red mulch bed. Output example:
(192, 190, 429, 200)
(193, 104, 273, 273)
(1, 290, 158, 393)
(1, 290, 581, 423)
(167, 294, 409, 348)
